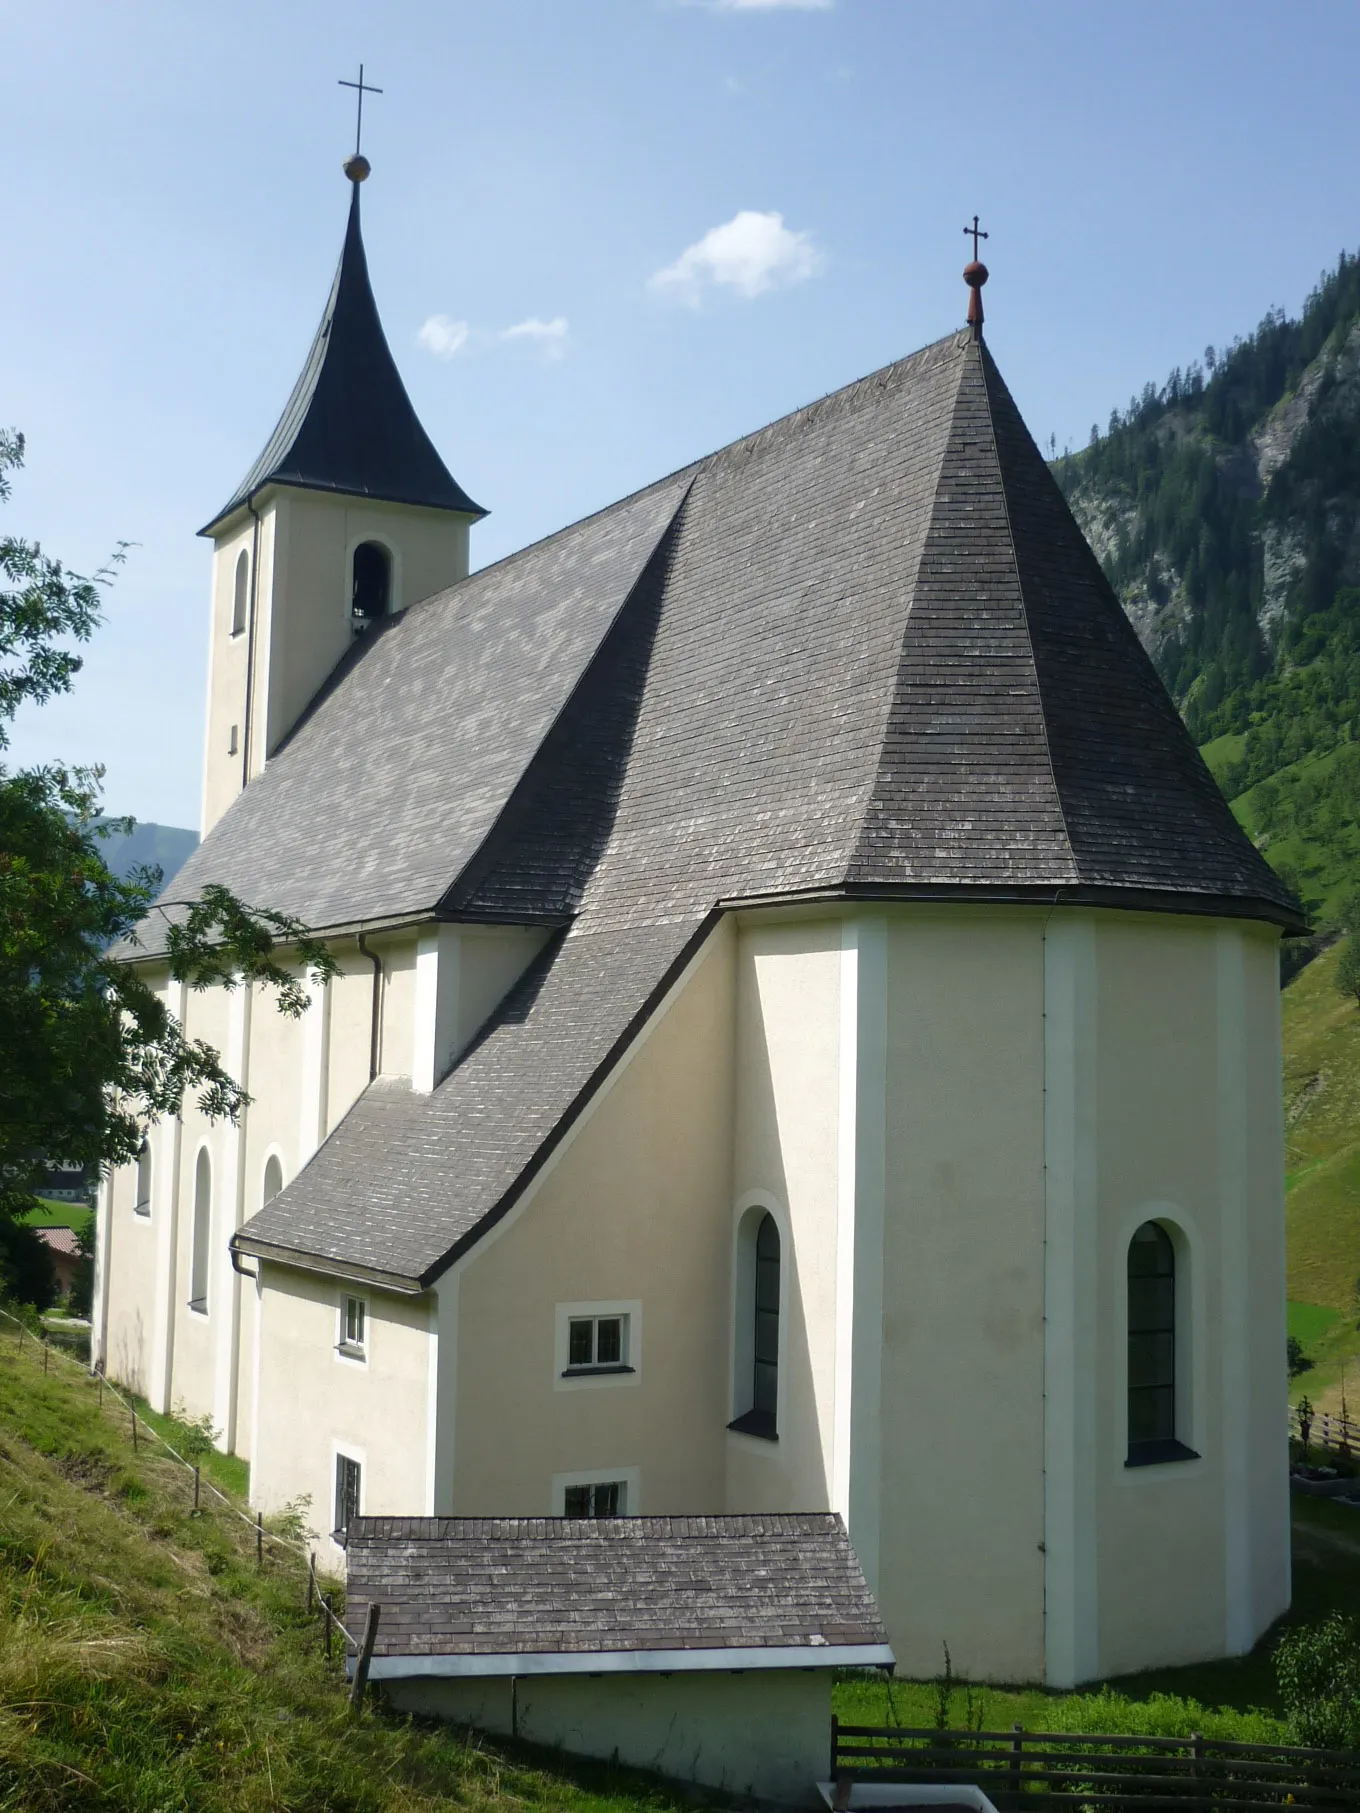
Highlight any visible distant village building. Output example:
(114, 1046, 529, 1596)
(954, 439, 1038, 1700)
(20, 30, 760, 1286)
(37, 1225, 82, 1301)
(94, 159, 1301, 1689)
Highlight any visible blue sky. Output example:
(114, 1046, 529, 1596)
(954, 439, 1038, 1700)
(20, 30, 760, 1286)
(6, 0, 1359, 828)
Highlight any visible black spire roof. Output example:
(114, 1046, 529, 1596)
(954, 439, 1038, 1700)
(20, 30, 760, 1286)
(202, 183, 484, 534)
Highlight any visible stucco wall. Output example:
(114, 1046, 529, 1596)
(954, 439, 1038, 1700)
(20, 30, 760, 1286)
(101, 1142, 159, 1399)
(449, 923, 736, 1515)
(728, 918, 843, 1513)
(1088, 914, 1288, 1679)
(387, 1668, 830, 1807)
(877, 908, 1048, 1685)
(251, 1264, 432, 1546)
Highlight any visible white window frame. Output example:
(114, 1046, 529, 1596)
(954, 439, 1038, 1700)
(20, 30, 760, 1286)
(330, 1439, 366, 1547)
(1115, 1200, 1206, 1485)
(553, 1299, 642, 1391)
(336, 1292, 369, 1366)
(551, 1465, 640, 1517)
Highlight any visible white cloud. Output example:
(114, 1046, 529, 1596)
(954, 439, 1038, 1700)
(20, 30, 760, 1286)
(498, 316, 570, 360)
(416, 314, 470, 359)
(417, 314, 570, 362)
(649, 210, 822, 305)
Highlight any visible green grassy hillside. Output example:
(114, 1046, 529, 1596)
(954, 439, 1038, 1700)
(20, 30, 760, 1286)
(0, 1338, 684, 1812)
(1281, 940, 1360, 1409)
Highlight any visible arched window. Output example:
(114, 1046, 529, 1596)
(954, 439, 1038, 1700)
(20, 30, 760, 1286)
(351, 541, 391, 631)
(190, 1148, 212, 1313)
(1127, 1221, 1196, 1465)
(262, 1155, 283, 1206)
(729, 1208, 780, 1441)
(231, 549, 249, 636)
(133, 1141, 152, 1217)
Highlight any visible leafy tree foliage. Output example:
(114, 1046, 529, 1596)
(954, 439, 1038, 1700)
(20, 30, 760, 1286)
(1335, 934, 1360, 1007)
(0, 430, 336, 1245)
(1275, 1612, 1360, 1748)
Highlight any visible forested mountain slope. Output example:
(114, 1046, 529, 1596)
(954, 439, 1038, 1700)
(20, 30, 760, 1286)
(1054, 252, 1360, 922)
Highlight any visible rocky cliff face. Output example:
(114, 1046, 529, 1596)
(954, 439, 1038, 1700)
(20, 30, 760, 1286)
(1055, 255, 1360, 737)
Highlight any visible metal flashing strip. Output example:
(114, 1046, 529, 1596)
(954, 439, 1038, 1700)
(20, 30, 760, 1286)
(361, 1642, 895, 1681)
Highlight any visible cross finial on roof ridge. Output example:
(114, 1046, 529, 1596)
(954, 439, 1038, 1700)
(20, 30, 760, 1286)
(962, 215, 989, 340)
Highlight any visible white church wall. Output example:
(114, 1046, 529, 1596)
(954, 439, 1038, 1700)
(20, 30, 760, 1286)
(447, 922, 736, 1515)
(728, 916, 843, 1514)
(251, 1263, 432, 1540)
(327, 946, 381, 1128)
(166, 982, 233, 1427)
(201, 515, 259, 836)
(101, 1146, 159, 1399)
(1088, 914, 1288, 1680)
(877, 907, 1048, 1685)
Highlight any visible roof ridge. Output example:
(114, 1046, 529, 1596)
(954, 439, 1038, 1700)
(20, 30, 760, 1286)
(415, 329, 972, 614)
(972, 339, 1079, 880)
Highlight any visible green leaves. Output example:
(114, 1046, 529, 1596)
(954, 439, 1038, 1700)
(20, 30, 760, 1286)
(0, 430, 334, 1224)
(1275, 1612, 1360, 1749)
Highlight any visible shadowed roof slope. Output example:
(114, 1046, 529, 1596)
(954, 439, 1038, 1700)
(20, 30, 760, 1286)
(344, 1513, 891, 1669)
(202, 183, 483, 534)
(229, 326, 1300, 1283)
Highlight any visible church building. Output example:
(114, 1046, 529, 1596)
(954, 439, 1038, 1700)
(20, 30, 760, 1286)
(94, 157, 1301, 1689)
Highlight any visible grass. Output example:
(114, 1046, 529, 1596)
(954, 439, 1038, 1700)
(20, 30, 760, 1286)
(0, 1335, 701, 1813)
(1277, 938, 1360, 1418)
(22, 1200, 93, 1233)
(833, 1497, 1360, 1741)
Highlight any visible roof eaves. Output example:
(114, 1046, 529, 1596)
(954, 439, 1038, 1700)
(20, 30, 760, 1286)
(361, 1644, 895, 1680)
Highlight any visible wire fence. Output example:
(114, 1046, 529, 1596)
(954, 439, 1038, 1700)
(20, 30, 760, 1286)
(0, 1301, 371, 1683)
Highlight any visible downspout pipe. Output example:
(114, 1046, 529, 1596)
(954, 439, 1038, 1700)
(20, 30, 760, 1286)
(357, 932, 382, 1082)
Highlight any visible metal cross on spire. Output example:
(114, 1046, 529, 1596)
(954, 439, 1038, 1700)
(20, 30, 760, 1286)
(339, 64, 384, 158)
(963, 214, 989, 260)
(961, 214, 990, 339)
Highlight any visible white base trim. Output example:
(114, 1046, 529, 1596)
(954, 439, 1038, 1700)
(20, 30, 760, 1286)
(362, 1642, 895, 1680)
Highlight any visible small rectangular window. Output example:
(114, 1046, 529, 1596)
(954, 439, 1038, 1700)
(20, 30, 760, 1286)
(227, 724, 239, 756)
(564, 1480, 624, 1518)
(339, 1296, 367, 1358)
(564, 1314, 631, 1375)
(334, 1453, 362, 1536)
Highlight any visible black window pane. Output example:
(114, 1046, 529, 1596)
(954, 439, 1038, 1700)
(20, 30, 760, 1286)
(564, 1485, 591, 1517)
(752, 1213, 780, 1428)
(596, 1318, 622, 1365)
(754, 1357, 778, 1417)
(754, 1307, 779, 1366)
(594, 1482, 621, 1517)
(335, 1455, 361, 1532)
(568, 1320, 593, 1367)
(1127, 1221, 1177, 1458)
(1129, 1384, 1176, 1445)
(1128, 1330, 1175, 1390)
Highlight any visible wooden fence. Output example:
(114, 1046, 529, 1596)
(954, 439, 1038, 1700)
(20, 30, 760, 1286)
(829, 1720, 1360, 1810)
(1294, 1401, 1360, 1456)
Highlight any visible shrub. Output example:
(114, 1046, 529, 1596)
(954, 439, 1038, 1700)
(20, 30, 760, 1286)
(1336, 935, 1360, 1006)
(1288, 1333, 1314, 1377)
(1275, 1614, 1360, 1748)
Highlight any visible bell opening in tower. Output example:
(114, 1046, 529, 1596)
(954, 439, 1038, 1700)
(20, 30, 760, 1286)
(351, 540, 392, 633)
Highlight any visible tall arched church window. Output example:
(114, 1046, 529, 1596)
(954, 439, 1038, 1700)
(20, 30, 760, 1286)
(262, 1155, 283, 1206)
(1127, 1220, 1197, 1465)
(133, 1141, 152, 1217)
(729, 1209, 781, 1441)
(190, 1148, 212, 1314)
(231, 550, 249, 636)
(351, 541, 391, 632)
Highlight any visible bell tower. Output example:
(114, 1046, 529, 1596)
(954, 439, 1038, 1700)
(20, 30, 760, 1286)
(198, 141, 485, 835)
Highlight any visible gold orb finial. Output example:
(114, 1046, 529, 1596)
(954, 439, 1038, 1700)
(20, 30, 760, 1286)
(344, 152, 371, 183)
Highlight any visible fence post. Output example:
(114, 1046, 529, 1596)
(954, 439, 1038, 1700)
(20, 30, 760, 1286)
(97, 1370, 103, 1411)
(829, 1712, 839, 1784)
(349, 1603, 380, 1714)
(256, 1512, 263, 1566)
(43, 1337, 49, 1374)
(1190, 1731, 1203, 1785)
(307, 1553, 316, 1615)
(1010, 1724, 1024, 1803)
(131, 1403, 138, 1451)
(193, 1466, 200, 1512)
(323, 1595, 333, 1660)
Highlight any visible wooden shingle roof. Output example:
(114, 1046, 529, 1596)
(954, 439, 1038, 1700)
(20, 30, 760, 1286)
(344, 1513, 892, 1674)
(197, 325, 1300, 1285)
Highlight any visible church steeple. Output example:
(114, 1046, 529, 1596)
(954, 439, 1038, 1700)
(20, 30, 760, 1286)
(202, 176, 484, 535)
(198, 155, 483, 838)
